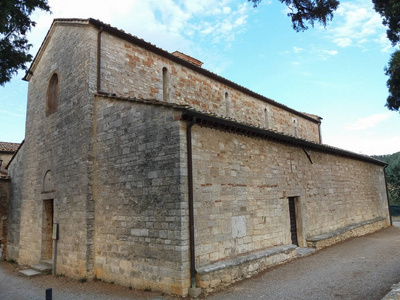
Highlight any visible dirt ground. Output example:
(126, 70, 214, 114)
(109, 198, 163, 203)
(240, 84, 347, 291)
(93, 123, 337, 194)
(208, 224, 400, 300)
(0, 260, 172, 300)
(1, 224, 400, 300)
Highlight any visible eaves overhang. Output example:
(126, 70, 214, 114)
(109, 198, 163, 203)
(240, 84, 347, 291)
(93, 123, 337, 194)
(181, 109, 387, 167)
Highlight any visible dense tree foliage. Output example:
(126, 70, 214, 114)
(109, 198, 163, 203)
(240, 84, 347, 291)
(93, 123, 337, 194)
(249, 0, 340, 31)
(372, 0, 400, 46)
(0, 0, 50, 86)
(373, 152, 400, 205)
(384, 51, 400, 111)
(372, 0, 400, 112)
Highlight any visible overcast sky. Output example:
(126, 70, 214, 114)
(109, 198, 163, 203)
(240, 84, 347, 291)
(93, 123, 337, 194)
(1, 0, 399, 155)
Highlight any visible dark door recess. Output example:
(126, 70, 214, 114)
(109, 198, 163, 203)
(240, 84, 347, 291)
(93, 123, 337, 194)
(288, 197, 298, 246)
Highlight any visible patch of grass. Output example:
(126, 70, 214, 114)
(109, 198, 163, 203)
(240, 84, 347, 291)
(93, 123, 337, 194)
(129, 286, 132, 290)
(79, 277, 87, 283)
(110, 281, 114, 284)
(56, 273, 65, 278)
(144, 287, 152, 292)
(7, 259, 17, 264)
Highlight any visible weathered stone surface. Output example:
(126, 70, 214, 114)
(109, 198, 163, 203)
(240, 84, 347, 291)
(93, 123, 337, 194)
(192, 125, 389, 269)
(295, 247, 316, 257)
(381, 282, 400, 300)
(306, 217, 388, 250)
(32, 263, 52, 272)
(5, 19, 390, 297)
(19, 269, 42, 277)
(188, 287, 202, 298)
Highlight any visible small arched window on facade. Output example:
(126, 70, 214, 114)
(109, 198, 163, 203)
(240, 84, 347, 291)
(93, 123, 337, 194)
(292, 118, 299, 137)
(46, 73, 59, 116)
(225, 92, 231, 117)
(162, 67, 170, 102)
(264, 107, 270, 129)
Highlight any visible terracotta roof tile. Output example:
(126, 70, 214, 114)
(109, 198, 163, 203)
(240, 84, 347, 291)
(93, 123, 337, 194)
(0, 142, 21, 152)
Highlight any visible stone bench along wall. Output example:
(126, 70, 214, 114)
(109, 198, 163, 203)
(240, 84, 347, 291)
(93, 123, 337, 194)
(306, 217, 388, 250)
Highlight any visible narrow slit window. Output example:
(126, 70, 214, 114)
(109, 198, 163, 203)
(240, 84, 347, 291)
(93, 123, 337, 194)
(225, 92, 230, 117)
(264, 107, 270, 129)
(293, 118, 298, 137)
(162, 67, 169, 102)
(46, 73, 59, 116)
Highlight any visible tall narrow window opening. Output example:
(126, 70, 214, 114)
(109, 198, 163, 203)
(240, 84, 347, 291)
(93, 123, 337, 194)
(288, 197, 298, 246)
(292, 118, 298, 137)
(162, 67, 170, 102)
(225, 92, 231, 117)
(264, 107, 270, 129)
(46, 73, 59, 116)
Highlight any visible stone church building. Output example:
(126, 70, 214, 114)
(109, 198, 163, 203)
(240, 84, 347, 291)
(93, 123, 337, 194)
(3, 19, 390, 296)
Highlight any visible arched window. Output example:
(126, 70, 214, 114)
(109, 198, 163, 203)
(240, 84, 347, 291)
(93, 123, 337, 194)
(46, 73, 59, 116)
(264, 107, 270, 129)
(292, 118, 299, 137)
(225, 92, 231, 117)
(162, 67, 170, 102)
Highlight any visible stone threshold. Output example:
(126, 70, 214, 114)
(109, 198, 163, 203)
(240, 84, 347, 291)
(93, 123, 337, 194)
(306, 216, 387, 249)
(19, 259, 53, 277)
(197, 244, 297, 274)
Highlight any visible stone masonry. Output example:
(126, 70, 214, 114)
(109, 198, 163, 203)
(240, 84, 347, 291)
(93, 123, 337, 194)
(5, 19, 390, 297)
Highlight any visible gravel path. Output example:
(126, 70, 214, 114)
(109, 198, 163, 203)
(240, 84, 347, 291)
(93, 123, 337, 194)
(208, 225, 400, 300)
(0, 261, 169, 300)
(1, 225, 399, 300)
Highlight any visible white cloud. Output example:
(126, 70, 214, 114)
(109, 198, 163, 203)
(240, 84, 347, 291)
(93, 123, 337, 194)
(317, 49, 338, 60)
(344, 112, 393, 131)
(375, 32, 393, 53)
(293, 46, 303, 53)
(288, 46, 338, 62)
(326, 0, 389, 51)
(325, 134, 400, 156)
(26, 0, 250, 72)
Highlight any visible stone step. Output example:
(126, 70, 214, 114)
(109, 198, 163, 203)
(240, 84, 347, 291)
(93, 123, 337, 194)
(295, 247, 316, 257)
(40, 259, 53, 266)
(31, 263, 52, 272)
(19, 269, 42, 277)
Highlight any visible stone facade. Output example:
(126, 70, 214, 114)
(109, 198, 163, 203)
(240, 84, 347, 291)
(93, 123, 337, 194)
(0, 142, 20, 257)
(0, 142, 20, 175)
(5, 19, 390, 297)
(0, 178, 10, 257)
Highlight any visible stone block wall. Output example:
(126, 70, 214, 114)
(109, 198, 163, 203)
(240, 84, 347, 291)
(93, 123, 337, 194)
(99, 31, 320, 143)
(93, 96, 189, 295)
(0, 177, 10, 257)
(15, 22, 98, 278)
(6, 144, 24, 260)
(191, 125, 389, 267)
(0, 152, 14, 171)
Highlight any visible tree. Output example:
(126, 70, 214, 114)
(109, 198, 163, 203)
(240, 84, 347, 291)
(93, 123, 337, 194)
(372, 0, 400, 46)
(248, 0, 340, 31)
(372, 0, 400, 112)
(0, 0, 50, 86)
(373, 152, 400, 205)
(385, 51, 400, 112)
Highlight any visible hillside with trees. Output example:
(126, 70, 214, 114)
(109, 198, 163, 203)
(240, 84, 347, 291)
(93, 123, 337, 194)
(373, 151, 400, 205)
